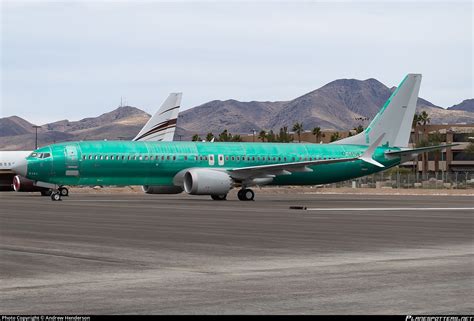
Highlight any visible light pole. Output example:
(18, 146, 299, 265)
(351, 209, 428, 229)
(252, 129, 256, 142)
(32, 125, 41, 149)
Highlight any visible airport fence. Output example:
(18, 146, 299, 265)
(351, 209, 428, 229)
(331, 170, 474, 189)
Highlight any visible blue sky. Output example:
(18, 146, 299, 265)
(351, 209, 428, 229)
(1, 0, 473, 124)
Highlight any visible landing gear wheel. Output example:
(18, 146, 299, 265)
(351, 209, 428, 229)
(211, 194, 227, 201)
(51, 192, 62, 201)
(41, 190, 53, 197)
(238, 188, 254, 201)
(59, 187, 69, 197)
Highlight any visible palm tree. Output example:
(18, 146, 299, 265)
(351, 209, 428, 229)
(330, 132, 340, 142)
(428, 132, 443, 173)
(292, 122, 303, 143)
(266, 130, 276, 142)
(418, 111, 431, 177)
(258, 130, 267, 142)
(277, 126, 292, 143)
(218, 129, 231, 142)
(206, 132, 214, 142)
(192, 134, 201, 141)
(354, 125, 364, 134)
(312, 127, 321, 144)
(412, 113, 421, 174)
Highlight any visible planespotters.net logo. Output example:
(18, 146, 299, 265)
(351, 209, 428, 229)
(406, 316, 474, 321)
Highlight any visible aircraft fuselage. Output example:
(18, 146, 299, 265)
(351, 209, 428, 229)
(21, 141, 401, 187)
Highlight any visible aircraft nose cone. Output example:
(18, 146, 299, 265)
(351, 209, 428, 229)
(11, 158, 27, 177)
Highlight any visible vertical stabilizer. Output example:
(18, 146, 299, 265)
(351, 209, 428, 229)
(332, 74, 421, 147)
(133, 93, 182, 142)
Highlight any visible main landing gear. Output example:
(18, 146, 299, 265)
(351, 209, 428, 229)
(59, 187, 69, 197)
(209, 188, 255, 201)
(237, 188, 255, 201)
(50, 187, 69, 201)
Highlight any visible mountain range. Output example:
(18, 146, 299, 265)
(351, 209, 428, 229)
(1, 78, 473, 150)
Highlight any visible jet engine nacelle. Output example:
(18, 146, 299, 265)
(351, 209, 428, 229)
(141, 185, 183, 194)
(12, 175, 49, 192)
(183, 168, 233, 195)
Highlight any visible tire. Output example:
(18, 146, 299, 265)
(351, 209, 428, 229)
(51, 192, 61, 201)
(59, 187, 69, 197)
(211, 194, 227, 201)
(238, 189, 254, 201)
(244, 189, 255, 201)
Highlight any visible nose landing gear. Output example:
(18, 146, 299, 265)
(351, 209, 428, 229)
(50, 187, 68, 201)
(237, 188, 255, 201)
(51, 192, 62, 201)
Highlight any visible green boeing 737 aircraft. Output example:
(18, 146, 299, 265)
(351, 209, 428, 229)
(12, 74, 454, 201)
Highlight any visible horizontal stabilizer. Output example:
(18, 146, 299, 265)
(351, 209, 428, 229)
(385, 144, 458, 159)
(358, 133, 385, 168)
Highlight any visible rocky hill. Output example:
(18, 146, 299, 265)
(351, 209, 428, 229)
(1, 78, 473, 150)
(448, 99, 474, 112)
(177, 78, 473, 136)
(0, 107, 149, 150)
(0, 116, 36, 137)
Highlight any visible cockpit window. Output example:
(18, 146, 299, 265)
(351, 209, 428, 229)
(29, 152, 51, 158)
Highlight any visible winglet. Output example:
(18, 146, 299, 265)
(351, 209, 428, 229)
(358, 133, 385, 168)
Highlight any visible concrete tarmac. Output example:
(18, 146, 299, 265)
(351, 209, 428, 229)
(0, 191, 473, 314)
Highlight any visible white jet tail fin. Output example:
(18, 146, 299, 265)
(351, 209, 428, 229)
(332, 74, 422, 148)
(133, 93, 182, 142)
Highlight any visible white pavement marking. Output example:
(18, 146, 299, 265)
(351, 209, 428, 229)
(304, 207, 474, 211)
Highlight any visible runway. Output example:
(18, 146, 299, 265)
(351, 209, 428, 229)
(1, 191, 473, 314)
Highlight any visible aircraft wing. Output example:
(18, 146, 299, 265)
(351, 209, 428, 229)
(228, 156, 360, 180)
(133, 93, 182, 142)
(229, 134, 386, 181)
